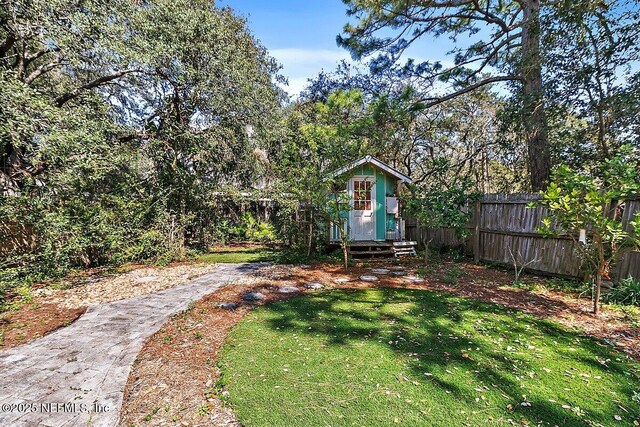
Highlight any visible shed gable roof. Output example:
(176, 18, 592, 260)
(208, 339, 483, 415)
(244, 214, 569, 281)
(329, 155, 412, 183)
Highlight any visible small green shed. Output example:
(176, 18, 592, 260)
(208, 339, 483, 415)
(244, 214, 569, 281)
(329, 155, 412, 242)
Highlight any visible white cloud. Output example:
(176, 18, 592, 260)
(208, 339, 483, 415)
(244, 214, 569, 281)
(281, 77, 312, 98)
(270, 48, 354, 98)
(269, 48, 461, 98)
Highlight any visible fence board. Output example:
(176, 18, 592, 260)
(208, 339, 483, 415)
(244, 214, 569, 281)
(405, 193, 639, 280)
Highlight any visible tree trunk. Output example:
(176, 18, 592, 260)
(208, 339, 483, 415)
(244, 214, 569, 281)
(294, 209, 300, 247)
(422, 227, 430, 265)
(306, 210, 314, 257)
(340, 230, 349, 270)
(593, 272, 601, 315)
(342, 242, 349, 270)
(593, 233, 605, 315)
(337, 218, 350, 270)
(521, 0, 551, 191)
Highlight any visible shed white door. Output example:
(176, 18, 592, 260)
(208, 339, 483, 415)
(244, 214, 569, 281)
(350, 177, 375, 241)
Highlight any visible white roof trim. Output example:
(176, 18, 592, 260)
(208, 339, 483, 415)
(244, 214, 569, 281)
(329, 155, 412, 183)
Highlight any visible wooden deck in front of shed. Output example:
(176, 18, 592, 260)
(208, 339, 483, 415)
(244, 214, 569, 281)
(329, 240, 417, 258)
(328, 241, 393, 257)
(349, 241, 394, 258)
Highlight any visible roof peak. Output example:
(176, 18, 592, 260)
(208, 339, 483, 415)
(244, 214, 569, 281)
(329, 155, 412, 183)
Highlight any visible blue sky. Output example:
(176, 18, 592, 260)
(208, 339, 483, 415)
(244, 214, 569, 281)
(221, 0, 453, 97)
(220, 2, 639, 100)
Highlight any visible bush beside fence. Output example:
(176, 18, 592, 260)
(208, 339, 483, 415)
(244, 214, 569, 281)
(406, 193, 640, 280)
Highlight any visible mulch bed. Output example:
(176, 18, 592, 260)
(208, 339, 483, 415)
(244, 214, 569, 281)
(39, 262, 219, 309)
(118, 259, 640, 426)
(0, 303, 86, 349)
(0, 261, 219, 351)
(429, 263, 640, 359)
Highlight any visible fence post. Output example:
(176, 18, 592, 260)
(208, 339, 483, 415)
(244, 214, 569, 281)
(472, 200, 481, 263)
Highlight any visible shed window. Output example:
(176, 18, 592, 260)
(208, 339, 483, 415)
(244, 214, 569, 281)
(353, 180, 372, 210)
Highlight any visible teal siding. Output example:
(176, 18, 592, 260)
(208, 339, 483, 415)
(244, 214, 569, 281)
(385, 174, 397, 239)
(375, 169, 385, 240)
(331, 162, 400, 241)
(355, 164, 374, 175)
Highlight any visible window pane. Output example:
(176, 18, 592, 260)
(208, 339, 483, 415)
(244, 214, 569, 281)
(353, 180, 373, 209)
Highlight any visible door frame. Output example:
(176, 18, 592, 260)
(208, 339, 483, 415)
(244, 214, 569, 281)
(348, 175, 376, 241)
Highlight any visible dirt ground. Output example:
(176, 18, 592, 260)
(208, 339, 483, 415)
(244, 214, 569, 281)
(0, 262, 218, 351)
(118, 259, 640, 426)
(37, 262, 219, 309)
(0, 303, 86, 349)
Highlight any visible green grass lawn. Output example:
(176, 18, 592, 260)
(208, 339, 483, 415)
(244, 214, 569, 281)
(218, 288, 640, 427)
(197, 245, 277, 263)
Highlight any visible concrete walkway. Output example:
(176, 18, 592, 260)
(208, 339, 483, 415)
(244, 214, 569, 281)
(0, 263, 261, 427)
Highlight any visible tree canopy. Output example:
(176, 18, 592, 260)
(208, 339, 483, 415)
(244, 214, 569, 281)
(1, 0, 283, 285)
(336, 0, 640, 190)
(1, 0, 639, 295)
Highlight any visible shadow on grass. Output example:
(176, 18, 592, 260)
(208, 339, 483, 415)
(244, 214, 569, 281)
(256, 287, 640, 426)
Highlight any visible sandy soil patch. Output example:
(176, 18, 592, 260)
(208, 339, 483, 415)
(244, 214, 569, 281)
(37, 262, 219, 309)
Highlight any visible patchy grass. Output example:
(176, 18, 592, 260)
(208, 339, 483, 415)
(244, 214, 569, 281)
(512, 276, 589, 295)
(198, 245, 278, 264)
(219, 288, 640, 427)
(443, 266, 465, 285)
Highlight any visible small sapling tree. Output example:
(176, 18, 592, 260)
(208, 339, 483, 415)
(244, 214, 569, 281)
(507, 247, 541, 286)
(403, 162, 480, 264)
(324, 182, 352, 269)
(537, 148, 640, 314)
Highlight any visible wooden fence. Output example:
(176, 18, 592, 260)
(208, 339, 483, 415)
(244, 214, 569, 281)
(406, 193, 640, 280)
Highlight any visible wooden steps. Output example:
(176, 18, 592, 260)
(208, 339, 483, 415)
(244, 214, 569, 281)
(350, 249, 394, 256)
(393, 241, 417, 257)
(343, 241, 393, 258)
(336, 241, 417, 258)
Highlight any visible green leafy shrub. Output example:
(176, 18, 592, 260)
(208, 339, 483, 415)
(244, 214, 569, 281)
(537, 148, 640, 314)
(604, 277, 640, 307)
(233, 212, 276, 243)
(443, 266, 464, 285)
(415, 267, 434, 278)
(402, 159, 481, 265)
(208, 219, 235, 244)
(246, 222, 276, 242)
(273, 247, 336, 265)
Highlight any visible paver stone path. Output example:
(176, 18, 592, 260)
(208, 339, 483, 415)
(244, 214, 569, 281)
(0, 263, 261, 427)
